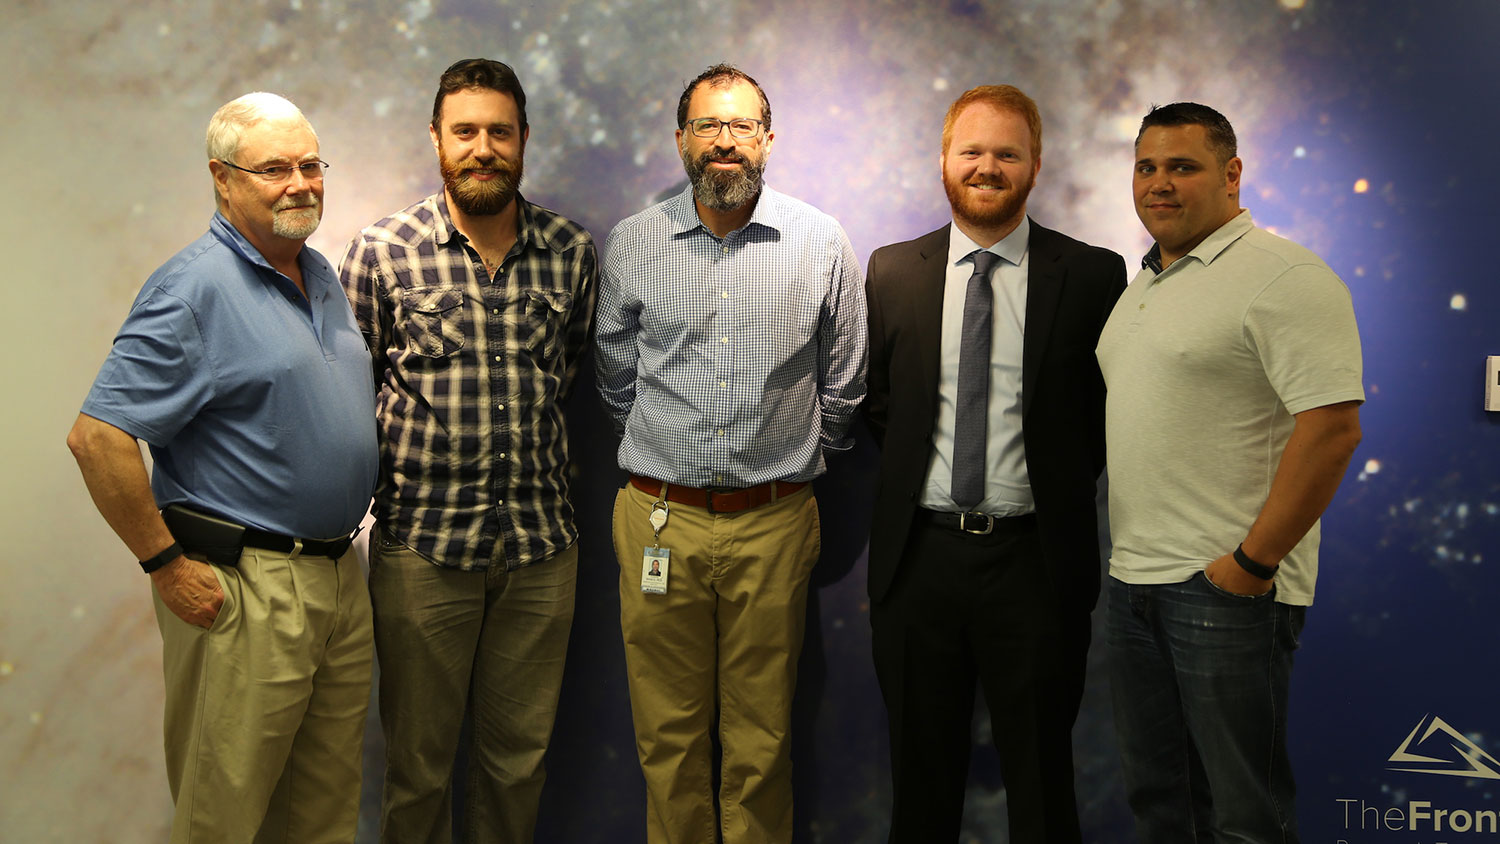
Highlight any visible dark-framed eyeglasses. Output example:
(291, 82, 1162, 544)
(685, 118, 764, 139)
(219, 159, 330, 183)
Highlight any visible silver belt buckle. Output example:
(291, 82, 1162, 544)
(959, 512, 994, 535)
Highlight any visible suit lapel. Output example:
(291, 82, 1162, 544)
(1022, 221, 1064, 420)
(914, 226, 951, 413)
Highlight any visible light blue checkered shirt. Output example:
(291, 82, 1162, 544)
(595, 184, 867, 487)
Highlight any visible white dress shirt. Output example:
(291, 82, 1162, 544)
(919, 218, 1034, 516)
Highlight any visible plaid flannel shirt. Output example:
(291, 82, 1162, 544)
(340, 193, 597, 570)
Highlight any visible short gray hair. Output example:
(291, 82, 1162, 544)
(206, 93, 316, 206)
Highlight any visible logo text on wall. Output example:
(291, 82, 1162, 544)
(1335, 715, 1500, 842)
(1388, 714, 1500, 780)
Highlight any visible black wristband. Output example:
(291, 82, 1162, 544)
(140, 541, 184, 574)
(1233, 544, 1277, 580)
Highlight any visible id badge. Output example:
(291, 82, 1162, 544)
(641, 546, 670, 595)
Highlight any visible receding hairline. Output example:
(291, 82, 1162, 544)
(205, 92, 316, 162)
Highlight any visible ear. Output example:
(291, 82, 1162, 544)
(429, 123, 441, 155)
(1224, 156, 1243, 196)
(209, 159, 231, 205)
(762, 128, 774, 156)
(521, 124, 530, 151)
(1033, 153, 1042, 180)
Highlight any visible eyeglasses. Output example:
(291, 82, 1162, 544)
(685, 118, 764, 139)
(219, 159, 330, 183)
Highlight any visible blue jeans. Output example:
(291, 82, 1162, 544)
(1107, 573, 1306, 844)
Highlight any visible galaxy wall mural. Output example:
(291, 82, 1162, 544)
(4, 0, 1498, 841)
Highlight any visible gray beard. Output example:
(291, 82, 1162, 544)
(682, 147, 764, 211)
(271, 197, 321, 239)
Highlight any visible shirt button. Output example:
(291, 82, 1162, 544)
(721, 291, 728, 299)
(719, 381, 727, 388)
(494, 355, 502, 361)
(497, 403, 506, 411)
(499, 452, 508, 459)
(721, 336, 729, 343)
(492, 308, 501, 315)
(722, 246, 729, 254)
(716, 428, 724, 436)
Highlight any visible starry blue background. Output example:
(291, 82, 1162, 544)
(6, 0, 1499, 841)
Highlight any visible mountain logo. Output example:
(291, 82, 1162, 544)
(1388, 715, 1500, 779)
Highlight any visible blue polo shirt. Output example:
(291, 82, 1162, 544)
(82, 213, 378, 538)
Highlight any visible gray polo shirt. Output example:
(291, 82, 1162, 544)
(1096, 210, 1363, 606)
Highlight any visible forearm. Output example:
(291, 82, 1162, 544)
(592, 306, 640, 434)
(67, 414, 176, 560)
(1242, 401, 1363, 566)
(560, 247, 600, 396)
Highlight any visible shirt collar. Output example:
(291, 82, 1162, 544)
(208, 211, 334, 299)
(667, 182, 784, 238)
(1142, 208, 1253, 272)
(947, 215, 1030, 268)
(433, 190, 542, 251)
(210, 210, 275, 272)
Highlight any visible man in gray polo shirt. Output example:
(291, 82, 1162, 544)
(1096, 102, 1363, 843)
(68, 92, 377, 843)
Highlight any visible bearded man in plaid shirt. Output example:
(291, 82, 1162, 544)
(339, 58, 597, 844)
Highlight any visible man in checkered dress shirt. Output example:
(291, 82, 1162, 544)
(339, 59, 596, 844)
(594, 64, 866, 844)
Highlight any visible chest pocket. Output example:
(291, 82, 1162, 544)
(401, 287, 466, 358)
(509, 289, 574, 361)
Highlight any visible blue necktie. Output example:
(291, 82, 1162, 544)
(951, 250, 999, 511)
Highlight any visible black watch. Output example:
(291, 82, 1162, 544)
(1233, 544, 1277, 580)
(140, 541, 184, 574)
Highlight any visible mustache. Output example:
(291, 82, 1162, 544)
(454, 156, 519, 176)
(698, 149, 748, 166)
(272, 193, 319, 211)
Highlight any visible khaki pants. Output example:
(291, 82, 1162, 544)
(154, 545, 373, 844)
(613, 482, 820, 844)
(369, 536, 577, 844)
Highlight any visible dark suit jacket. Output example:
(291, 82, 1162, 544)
(864, 220, 1126, 612)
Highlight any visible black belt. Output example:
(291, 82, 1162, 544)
(242, 527, 357, 559)
(162, 503, 358, 565)
(917, 509, 1036, 536)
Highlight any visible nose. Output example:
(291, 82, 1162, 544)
(472, 131, 496, 160)
(1143, 169, 1173, 194)
(286, 166, 313, 193)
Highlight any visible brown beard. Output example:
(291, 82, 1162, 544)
(943, 170, 1033, 233)
(439, 146, 523, 216)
